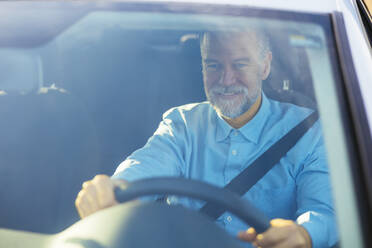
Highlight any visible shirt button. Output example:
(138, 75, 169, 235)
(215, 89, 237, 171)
(231, 149, 237, 156)
(233, 131, 238, 136)
(226, 216, 232, 222)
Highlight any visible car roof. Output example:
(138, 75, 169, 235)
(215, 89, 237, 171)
(118, 0, 349, 13)
(2, 0, 357, 13)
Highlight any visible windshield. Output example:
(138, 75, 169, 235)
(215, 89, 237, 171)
(0, 2, 346, 248)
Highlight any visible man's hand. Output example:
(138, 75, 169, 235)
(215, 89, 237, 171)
(238, 219, 312, 248)
(75, 174, 127, 219)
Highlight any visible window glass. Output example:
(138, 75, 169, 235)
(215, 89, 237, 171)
(0, 5, 357, 248)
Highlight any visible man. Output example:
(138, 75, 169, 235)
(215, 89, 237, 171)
(75, 29, 337, 248)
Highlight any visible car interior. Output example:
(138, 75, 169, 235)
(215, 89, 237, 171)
(0, 15, 318, 234)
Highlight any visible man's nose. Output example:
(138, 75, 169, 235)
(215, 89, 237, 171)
(220, 66, 236, 86)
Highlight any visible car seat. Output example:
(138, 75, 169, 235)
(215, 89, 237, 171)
(0, 49, 101, 233)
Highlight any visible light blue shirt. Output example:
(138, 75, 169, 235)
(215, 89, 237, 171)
(113, 93, 338, 248)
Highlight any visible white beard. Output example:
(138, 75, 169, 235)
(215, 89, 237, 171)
(206, 84, 259, 119)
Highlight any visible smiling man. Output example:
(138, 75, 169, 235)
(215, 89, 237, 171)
(76, 29, 337, 248)
(201, 31, 270, 127)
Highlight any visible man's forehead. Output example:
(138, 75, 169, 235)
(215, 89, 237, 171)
(205, 30, 258, 42)
(201, 31, 261, 54)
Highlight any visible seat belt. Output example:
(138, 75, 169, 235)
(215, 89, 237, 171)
(200, 110, 319, 220)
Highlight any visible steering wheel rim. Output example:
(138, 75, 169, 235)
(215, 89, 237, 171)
(114, 177, 271, 233)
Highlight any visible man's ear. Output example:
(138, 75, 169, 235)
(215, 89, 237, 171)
(261, 51, 272, 80)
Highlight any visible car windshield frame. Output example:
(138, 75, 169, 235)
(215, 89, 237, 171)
(0, 1, 371, 247)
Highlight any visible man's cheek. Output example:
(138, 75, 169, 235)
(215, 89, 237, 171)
(204, 82, 215, 95)
(206, 72, 222, 84)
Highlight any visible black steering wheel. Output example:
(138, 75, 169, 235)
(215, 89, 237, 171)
(114, 177, 271, 233)
(1, 177, 272, 248)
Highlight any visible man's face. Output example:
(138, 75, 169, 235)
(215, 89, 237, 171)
(201, 31, 272, 119)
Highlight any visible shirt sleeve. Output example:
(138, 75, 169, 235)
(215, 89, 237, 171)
(112, 107, 188, 182)
(295, 123, 338, 248)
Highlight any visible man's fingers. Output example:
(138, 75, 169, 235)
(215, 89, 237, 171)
(75, 191, 95, 218)
(270, 218, 294, 227)
(256, 227, 293, 247)
(255, 233, 309, 248)
(258, 238, 296, 248)
(75, 174, 122, 219)
(82, 181, 100, 210)
(238, 227, 257, 242)
(92, 175, 118, 208)
(75, 192, 86, 218)
(254, 219, 311, 248)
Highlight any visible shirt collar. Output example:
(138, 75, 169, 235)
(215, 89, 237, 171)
(215, 92, 271, 144)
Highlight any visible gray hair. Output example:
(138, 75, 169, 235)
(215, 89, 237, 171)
(199, 29, 270, 60)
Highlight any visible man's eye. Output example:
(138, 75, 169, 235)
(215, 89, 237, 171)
(234, 63, 250, 70)
(206, 63, 221, 71)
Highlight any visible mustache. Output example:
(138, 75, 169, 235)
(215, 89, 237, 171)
(210, 85, 248, 95)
